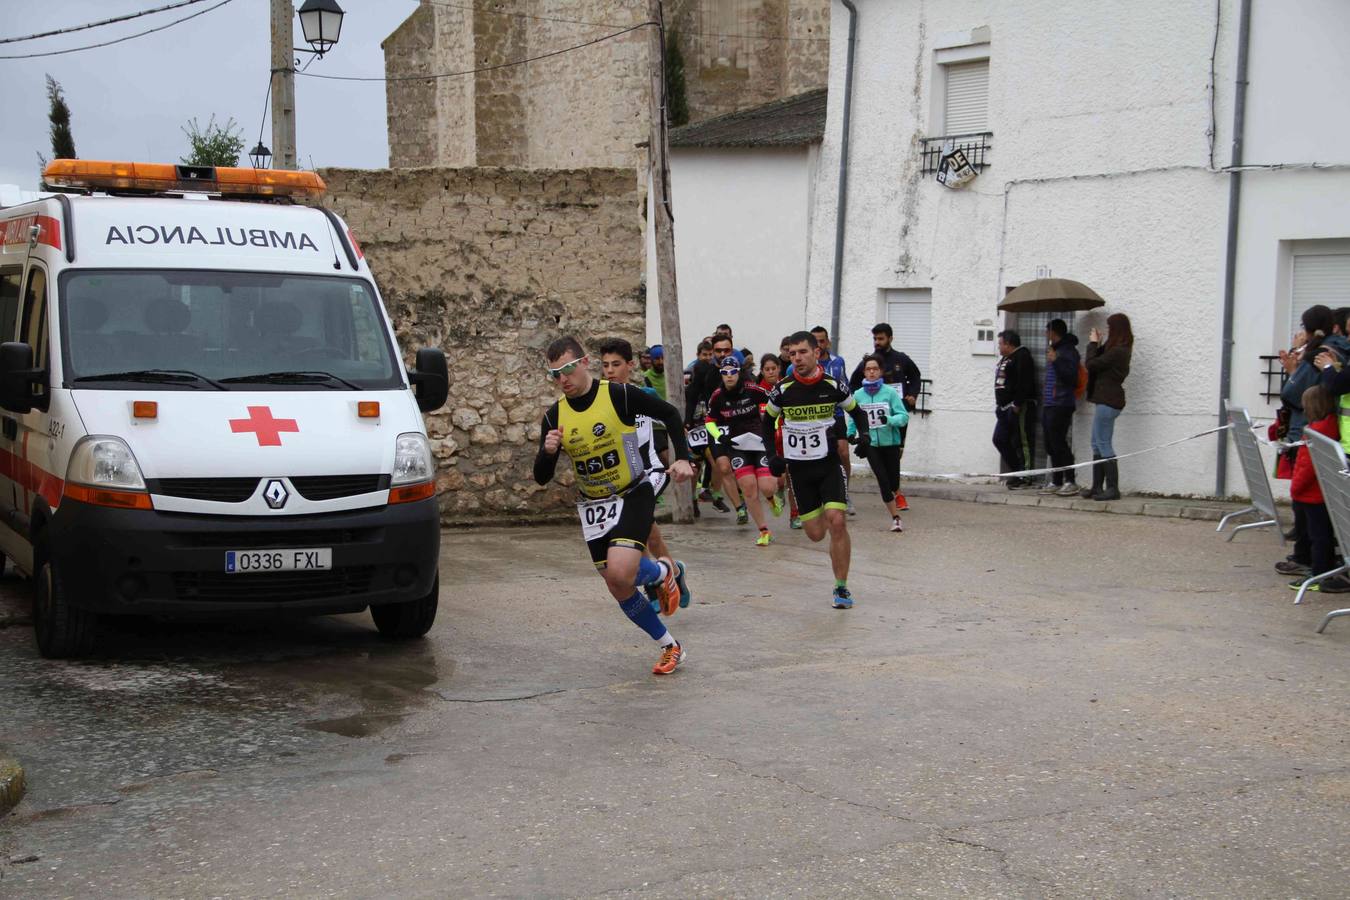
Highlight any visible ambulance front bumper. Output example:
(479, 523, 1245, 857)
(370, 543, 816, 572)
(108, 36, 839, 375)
(49, 497, 440, 616)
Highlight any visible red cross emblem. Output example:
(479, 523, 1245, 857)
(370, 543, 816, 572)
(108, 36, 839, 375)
(229, 406, 299, 447)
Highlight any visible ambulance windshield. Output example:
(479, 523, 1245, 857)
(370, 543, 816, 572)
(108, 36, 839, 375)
(58, 270, 403, 390)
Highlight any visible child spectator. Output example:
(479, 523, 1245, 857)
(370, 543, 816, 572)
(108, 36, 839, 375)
(1288, 385, 1350, 593)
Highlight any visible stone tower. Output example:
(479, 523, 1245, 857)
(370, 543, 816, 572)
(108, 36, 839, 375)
(382, 0, 830, 170)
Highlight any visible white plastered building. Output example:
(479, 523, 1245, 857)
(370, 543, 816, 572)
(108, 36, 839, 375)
(805, 0, 1350, 497)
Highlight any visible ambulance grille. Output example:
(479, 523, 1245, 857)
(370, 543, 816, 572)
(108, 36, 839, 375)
(291, 474, 389, 500)
(171, 566, 376, 603)
(151, 477, 258, 503)
(170, 527, 382, 549)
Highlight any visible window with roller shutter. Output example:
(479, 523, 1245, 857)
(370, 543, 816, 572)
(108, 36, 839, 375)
(1289, 252, 1350, 339)
(943, 59, 989, 134)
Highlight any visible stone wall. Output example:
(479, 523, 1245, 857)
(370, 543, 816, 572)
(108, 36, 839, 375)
(318, 166, 646, 523)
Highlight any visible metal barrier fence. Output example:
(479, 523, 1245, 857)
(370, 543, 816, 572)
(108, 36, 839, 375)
(1216, 403, 1285, 544)
(1298, 429, 1350, 633)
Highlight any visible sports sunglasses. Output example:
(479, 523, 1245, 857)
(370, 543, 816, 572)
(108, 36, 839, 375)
(546, 356, 588, 379)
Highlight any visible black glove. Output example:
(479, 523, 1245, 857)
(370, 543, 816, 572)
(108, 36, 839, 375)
(717, 431, 732, 450)
(853, 435, 872, 460)
(767, 454, 787, 477)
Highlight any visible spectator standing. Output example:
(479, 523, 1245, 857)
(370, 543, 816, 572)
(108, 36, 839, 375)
(642, 345, 667, 398)
(1081, 314, 1133, 500)
(992, 330, 1038, 489)
(1039, 318, 1082, 496)
(1282, 305, 1350, 445)
(1287, 385, 1349, 592)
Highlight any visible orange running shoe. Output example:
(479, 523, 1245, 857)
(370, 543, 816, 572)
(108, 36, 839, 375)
(656, 556, 681, 616)
(653, 641, 686, 675)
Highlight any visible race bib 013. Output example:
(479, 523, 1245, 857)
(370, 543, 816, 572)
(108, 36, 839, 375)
(782, 421, 829, 460)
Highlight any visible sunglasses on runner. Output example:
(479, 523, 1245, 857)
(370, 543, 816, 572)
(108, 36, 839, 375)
(546, 356, 588, 379)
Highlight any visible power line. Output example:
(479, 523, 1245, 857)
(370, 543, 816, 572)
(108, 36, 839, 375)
(0, 0, 235, 60)
(0, 0, 212, 45)
(296, 21, 655, 83)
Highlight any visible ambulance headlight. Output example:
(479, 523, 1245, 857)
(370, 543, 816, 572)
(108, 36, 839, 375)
(391, 433, 433, 485)
(67, 437, 147, 490)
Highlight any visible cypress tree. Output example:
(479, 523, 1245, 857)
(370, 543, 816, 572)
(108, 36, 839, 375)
(47, 75, 76, 160)
(664, 30, 690, 127)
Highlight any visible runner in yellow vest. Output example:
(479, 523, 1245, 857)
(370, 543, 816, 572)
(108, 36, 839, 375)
(532, 336, 696, 675)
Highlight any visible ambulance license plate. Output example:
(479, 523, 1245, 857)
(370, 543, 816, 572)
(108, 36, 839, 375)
(225, 548, 332, 573)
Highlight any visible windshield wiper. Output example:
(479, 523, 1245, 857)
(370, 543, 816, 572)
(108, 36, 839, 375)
(72, 369, 226, 390)
(218, 370, 362, 390)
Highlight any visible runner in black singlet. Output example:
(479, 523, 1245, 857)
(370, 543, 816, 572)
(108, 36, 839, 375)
(761, 331, 872, 609)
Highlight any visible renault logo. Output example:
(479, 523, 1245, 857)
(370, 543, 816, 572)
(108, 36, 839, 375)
(263, 479, 289, 510)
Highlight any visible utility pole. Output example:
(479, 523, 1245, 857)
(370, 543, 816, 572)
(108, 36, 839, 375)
(270, 0, 297, 170)
(646, 0, 693, 524)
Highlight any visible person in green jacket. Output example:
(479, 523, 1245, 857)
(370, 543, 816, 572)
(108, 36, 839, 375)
(847, 355, 911, 532)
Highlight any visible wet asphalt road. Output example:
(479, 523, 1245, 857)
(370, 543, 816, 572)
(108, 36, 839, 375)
(0, 499, 1347, 898)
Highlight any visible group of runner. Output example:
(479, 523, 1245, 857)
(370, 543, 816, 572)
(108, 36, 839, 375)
(532, 327, 907, 677)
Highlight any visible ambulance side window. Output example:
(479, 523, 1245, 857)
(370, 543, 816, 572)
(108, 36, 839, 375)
(0, 270, 20, 343)
(20, 268, 49, 398)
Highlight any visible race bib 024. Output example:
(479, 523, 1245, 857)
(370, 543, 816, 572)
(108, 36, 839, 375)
(578, 495, 624, 541)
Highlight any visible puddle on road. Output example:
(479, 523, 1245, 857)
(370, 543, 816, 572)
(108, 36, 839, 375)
(301, 712, 408, 738)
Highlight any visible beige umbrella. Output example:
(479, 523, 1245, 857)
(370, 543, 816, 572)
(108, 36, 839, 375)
(998, 278, 1105, 313)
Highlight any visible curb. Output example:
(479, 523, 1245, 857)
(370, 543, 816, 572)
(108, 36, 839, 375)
(899, 482, 1243, 523)
(0, 756, 24, 816)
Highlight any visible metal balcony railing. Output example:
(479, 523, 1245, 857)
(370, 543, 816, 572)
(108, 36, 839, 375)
(920, 132, 993, 175)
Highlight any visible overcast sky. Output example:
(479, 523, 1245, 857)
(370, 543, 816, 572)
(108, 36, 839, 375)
(0, 0, 419, 191)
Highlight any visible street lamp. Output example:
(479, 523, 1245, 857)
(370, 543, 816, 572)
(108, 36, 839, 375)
(249, 142, 273, 169)
(297, 0, 344, 58)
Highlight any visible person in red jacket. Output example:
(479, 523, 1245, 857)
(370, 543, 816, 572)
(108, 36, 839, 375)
(1288, 385, 1349, 593)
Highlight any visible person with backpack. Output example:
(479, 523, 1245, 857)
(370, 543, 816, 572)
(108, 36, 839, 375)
(1038, 318, 1083, 496)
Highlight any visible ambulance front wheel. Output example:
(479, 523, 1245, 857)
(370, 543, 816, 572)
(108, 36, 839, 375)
(34, 557, 97, 659)
(370, 574, 438, 639)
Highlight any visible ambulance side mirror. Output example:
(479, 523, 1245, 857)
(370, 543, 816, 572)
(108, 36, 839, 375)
(409, 348, 448, 413)
(0, 342, 35, 415)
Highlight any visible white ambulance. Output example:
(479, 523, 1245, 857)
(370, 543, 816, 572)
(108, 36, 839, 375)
(0, 161, 448, 658)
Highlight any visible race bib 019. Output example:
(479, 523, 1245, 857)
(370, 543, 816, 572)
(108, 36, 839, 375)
(578, 496, 624, 541)
(861, 402, 889, 430)
(782, 421, 829, 460)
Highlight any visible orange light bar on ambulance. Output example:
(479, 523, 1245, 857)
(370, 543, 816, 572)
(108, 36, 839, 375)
(42, 160, 326, 200)
(358, 401, 380, 419)
(133, 401, 158, 419)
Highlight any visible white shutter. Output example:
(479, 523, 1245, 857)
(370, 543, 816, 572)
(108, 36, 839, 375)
(943, 60, 989, 135)
(1291, 253, 1350, 337)
(885, 294, 932, 377)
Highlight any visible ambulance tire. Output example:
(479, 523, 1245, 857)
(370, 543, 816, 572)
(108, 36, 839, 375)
(34, 558, 96, 659)
(370, 574, 438, 639)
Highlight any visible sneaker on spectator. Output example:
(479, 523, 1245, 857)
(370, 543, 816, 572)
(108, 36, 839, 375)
(1037, 482, 1061, 495)
(1275, 559, 1311, 576)
(1056, 481, 1081, 497)
(1288, 578, 1320, 593)
(1319, 574, 1350, 593)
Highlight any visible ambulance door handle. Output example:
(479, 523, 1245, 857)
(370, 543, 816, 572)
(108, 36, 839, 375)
(1, 418, 15, 441)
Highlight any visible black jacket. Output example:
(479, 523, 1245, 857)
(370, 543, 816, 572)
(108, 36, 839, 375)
(849, 347, 922, 400)
(994, 345, 1037, 408)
